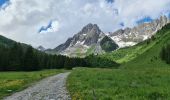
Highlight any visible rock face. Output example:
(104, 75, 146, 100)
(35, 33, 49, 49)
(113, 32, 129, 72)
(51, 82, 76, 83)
(109, 16, 170, 48)
(46, 23, 118, 57)
(46, 16, 170, 57)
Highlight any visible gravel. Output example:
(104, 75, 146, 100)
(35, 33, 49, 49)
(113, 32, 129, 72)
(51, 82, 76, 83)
(4, 72, 71, 100)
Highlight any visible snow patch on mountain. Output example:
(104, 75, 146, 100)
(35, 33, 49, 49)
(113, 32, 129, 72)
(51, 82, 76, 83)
(109, 16, 170, 48)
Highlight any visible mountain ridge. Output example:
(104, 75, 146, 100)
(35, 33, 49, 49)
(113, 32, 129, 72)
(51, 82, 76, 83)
(46, 23, 118, 57)
(45, 16, 170, 57)
(109, 16, 170, 47)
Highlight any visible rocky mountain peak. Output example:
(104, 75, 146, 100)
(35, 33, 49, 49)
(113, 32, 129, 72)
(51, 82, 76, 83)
(51, 23, 104, 54)
(69, 23, 104, 47)
(79, 23, 102, 35)
(109, 16, 170, 48)
(46, 23, 117, 57)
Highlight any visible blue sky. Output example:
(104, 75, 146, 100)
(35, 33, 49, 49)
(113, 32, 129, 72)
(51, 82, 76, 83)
(0, 0, 8, 7)
(39, 21, 52, 33)
(106, 0, 114, 3)
(0, 0, 170, 48)
(137, 17, 153, 24)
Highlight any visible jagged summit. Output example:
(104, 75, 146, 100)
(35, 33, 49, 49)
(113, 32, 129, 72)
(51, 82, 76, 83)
(79, 23, 101, 35)
(46, 23, 118, 57)
(69, 23, 104, 47)
(109, 16, 170, 47)
(46, 16, 170, 57)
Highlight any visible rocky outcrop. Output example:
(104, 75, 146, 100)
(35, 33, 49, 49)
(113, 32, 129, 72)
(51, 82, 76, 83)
(109, 16, 170, 48)
(46, 23, 117, 57)
(46, 16, 170, 57)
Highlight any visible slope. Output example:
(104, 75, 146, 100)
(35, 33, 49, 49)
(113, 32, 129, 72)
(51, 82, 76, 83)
(67, 24, 170, 100)
(46, 23, 118, 57)
(0, 35, 17, 47)
(100, 23, 170, 66)
(122, 23, 170, 69)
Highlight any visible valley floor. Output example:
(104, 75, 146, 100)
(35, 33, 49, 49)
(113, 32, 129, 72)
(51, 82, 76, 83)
(4, 72, 71, 100)
(67, 67, 170, 100)
(1, 66, 170, 100)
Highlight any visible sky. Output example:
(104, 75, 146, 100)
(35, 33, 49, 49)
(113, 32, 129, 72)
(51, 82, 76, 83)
(0, 0, 170, 48)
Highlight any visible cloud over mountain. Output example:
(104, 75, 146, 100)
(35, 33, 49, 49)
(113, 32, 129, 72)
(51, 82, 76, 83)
(0, 0, 170, 48)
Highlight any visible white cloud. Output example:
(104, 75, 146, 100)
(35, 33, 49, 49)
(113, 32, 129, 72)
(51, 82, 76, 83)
(0, 0, 170, 48)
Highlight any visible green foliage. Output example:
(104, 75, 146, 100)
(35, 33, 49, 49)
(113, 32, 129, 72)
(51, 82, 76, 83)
(0, 42, 88, 71)
(160, 44, 170, 64)
(100, 36, 118, 52)
(85, 55, 120, 68)
(0, 34, 121, 71)
(0, 35, 16, 47)
(23, 46, 40, 71)
(99, 44, 147, 64)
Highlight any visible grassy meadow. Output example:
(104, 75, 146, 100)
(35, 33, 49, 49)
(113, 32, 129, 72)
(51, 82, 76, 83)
(0, 69, 66, 99)
(67, 67, 170, 100)
(67, 25, 170, 100)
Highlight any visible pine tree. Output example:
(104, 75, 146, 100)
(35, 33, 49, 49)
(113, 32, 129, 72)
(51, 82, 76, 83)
(23, 46, 39, 71)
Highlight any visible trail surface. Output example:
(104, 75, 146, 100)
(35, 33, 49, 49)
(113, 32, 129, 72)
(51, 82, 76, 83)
(4, 72, 71, 100)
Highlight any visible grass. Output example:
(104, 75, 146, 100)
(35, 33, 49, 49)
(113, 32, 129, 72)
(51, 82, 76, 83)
(67, 67, 170, 100)
(122, 28, 170, 69)
(99, 39, 157, 64)
(67, 25, 170, 100)
(99, 26, 167, 64)
(0, 69, 66, 99)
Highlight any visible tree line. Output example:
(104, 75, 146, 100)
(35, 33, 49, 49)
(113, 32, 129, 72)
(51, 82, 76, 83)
(0, 43, 119, 71)
(0, 43, 88, 71)
(160, 44, 170, 64)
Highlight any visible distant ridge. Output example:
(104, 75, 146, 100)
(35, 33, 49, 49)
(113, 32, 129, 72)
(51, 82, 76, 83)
(45, 23, 118, 57)
(46, 16, 170, 57)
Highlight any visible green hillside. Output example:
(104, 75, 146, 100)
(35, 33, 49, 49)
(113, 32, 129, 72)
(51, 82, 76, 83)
(0, 35, 18, 47)
(122, 23, 170, 69)
(67, 24, 170, 100)
(99, 37, 156, 64)
(0, 35, 33, 49)
(99, 23, 170, 67)
(0, 35, 88, 71)
(100, 36, 119, 52)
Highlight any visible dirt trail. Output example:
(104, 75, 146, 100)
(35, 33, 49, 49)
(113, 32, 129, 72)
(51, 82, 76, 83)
(4, 72, 71, 100)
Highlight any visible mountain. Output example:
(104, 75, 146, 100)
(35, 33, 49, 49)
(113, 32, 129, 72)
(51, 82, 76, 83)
(46, 23, 118, 57)
(37, 46, 46, 51)
(67, 23, 170, 100)
(122, 23, 170, 68)
(109, 16, 170, 48)
(0, 35, 16, 47)
(46, 16, 170, 57)
(100, 23, 170, 67)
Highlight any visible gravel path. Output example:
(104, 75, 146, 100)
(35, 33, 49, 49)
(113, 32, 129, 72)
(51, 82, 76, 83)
(4, 72, 71, 100)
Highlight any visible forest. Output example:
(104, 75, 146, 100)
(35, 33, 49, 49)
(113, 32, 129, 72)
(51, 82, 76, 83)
(0, 43, 118, 71)
(160, 44, 170, 64)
